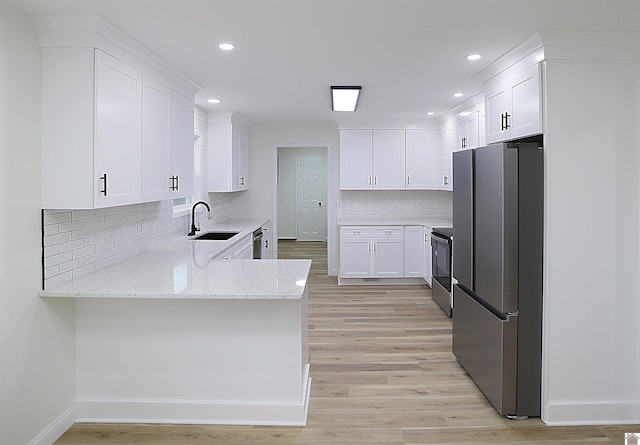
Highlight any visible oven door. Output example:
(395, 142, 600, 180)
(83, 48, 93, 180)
(431, 231, 452, 316)
(431, 232, 451, 291)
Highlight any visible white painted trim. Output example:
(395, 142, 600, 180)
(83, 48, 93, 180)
(75, 372, 311, 426)
(27, 405, 76, 445)
(32, 14, 201, 96)
(543, 401, 640, 426)
(474, 33, 544, 84)
(337, 277, 427, 286)
(337, 119, 438, 130)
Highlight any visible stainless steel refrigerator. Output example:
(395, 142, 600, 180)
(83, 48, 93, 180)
(452, 142, 543, 418)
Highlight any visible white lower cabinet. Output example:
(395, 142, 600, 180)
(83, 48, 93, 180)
(215, 234, 252, 260)
(403, 226, 424, 278)
(339, 226, 403, 278)
(423, 227, 432, 286)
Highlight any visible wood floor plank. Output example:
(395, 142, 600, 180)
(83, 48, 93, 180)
(55, 240, 640, 444)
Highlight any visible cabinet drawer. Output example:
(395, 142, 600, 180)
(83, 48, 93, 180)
(374, 226, 403, 237)
(340, 226, 373, 237)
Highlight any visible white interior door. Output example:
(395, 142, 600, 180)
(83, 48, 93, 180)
(296, 156, 324, 241)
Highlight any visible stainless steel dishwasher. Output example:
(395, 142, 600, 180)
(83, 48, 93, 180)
(252, 228, 263, 259)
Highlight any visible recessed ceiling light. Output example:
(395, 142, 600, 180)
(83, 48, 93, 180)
(453, 93, 463, 98)
(427, 112, 435, 116)
(219, 43, 234, 50)
(207, 98, 221, 104)
(466, 54, 481, 61)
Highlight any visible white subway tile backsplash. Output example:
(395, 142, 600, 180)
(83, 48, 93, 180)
(339, 190, 452, 223)
(58, 239, 85, 254)
(44, 251, 72, 268)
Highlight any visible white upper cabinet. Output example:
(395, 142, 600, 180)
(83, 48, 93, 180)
(456, 109, 480, 151)
(141, 80, 195, 202)
(339, 129, 406, 190)
(208, 112, 250, 192)
(405, 129, 437, 190)
(339, 130, 372, 189)
(372, 130, 406, 189)
(141, 76, 172, 202)
(38, 17, 198, 209)
(94, 50, 142, 208)
(170, 92, 195, 199)
(485, 60, 542, 143)
(41, 48, 143, 209)
(435, 123, 455, 191)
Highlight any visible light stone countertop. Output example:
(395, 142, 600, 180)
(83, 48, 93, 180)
(40, 218, 311, 300)
(337, 219, 452, 229)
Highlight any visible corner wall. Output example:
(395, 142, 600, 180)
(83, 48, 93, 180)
(542, 59, 640, 424)
(0, 3, 76, 444)
(230, 122, 340, 273)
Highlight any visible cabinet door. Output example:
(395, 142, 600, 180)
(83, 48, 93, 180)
(437, 125, 455, 191)
(372, 130, 405, 189)
(510, 63, 541, 140)
(340, 238, 372, 277)
(423, 228, 432, 286)
(465, 112, 479, 150)
(171, 92, 195, 198)
(405, 129, 436, 189)
(141, 76, 172, 202)
(261, 222, 272, 259)
(94, 49, 142, 207)
(485, 84, 510, 144)
(404, 226, 424, 278)
(236, 123, 249, 190)
(340, 130, 372, 189)
(372, 238, 404, 277)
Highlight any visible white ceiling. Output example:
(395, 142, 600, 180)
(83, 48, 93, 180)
(8, 0, 640, 124)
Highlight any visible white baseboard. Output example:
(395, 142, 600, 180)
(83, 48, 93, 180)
(338, 276, 428, 286)
(28, 405, 76, 445)
(75, 370, 312, 427)
(544, 401, 640, 426)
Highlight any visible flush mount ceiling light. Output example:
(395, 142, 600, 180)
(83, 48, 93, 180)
(427, 112, 435, 116)
(466, 54, 481, 61)
(331, 86, 362, 112)
(453, 92, 464, 98)
(218, 43, 234, 50)
(207, 98, 221, 104)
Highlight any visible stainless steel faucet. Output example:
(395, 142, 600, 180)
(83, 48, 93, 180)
(188, 201, 211, 236)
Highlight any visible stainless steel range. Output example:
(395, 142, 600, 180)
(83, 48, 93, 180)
(431, 226, 453, 317)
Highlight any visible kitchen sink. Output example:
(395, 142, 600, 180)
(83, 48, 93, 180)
(192, 231, 239, 241)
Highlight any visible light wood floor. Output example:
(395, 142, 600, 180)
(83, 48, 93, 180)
(55, 240, 639, 444)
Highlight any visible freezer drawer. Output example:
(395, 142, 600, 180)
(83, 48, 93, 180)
(452, 284, 517, 416)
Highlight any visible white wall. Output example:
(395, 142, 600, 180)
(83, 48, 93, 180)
(229, 122, 340, 273)
(277, 147, 328, 240)
(0, 3, 76, 444)
(542, 59, 640, 424)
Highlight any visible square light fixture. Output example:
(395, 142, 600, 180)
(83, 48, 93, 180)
(331, 86, 361, 112)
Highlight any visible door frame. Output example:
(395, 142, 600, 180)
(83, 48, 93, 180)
(271, 143, 331, 261)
